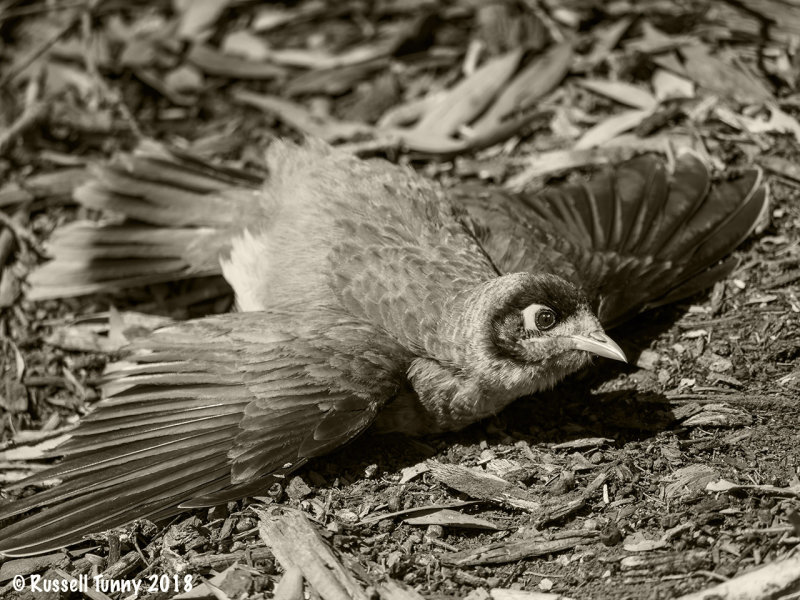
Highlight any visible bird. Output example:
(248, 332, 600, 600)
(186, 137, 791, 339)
(0, 139, 767, 556)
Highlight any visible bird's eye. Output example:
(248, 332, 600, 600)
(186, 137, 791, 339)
(522, 304, 558, 332)
(535, 309, 557, 330)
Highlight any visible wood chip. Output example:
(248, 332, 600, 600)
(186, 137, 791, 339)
(441, 530, 598, 566)
(257, 507, 370, 600)
(403, 508, 501, 530)
(378, 579, 428, 600)
(552, 437, 614, 451)
(623, 533, 668, 552)
(674, 553, 800, 600)
(427, 461, 541, 511)
(706, 479, 800, 498)
(491, 590, 575, 600)
(0, 553, 64, 582)
(273, 565, 304, 600)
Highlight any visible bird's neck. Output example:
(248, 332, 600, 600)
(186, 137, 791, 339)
(376, 350, 554, 436)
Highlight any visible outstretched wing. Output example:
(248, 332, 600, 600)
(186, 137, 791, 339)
(0, 312, 406, 556)
(460, 152, 767, 328)
(28, 142, 265, 300)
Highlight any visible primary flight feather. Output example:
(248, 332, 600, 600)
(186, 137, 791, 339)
(0, 139, 766, 555)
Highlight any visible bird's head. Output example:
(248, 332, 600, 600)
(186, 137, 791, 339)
(453, 272, 627, 397)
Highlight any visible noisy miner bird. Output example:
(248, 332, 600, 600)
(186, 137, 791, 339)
(0, 139, 766, 556)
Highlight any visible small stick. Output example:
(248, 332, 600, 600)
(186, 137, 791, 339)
(0, 71, 48, 157)
(79, 2, 142, 138)
(0, 18, 78, 88)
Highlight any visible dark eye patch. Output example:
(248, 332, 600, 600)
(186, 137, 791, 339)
(506, 274, 586, 319)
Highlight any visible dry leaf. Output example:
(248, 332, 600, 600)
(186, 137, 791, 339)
(579, 16, 633, 70)
(403, 508, 501, 530)
(187, 44, 286, 79)
(163, 64, 204, 94)
(414, 49, 524, 138)
(388, 126, 470, 154)
(265, 42, 394, 70)
(680, 44, 772, 105)
(252, 6, 309, 32)
(652, 69, 694, 101)
(759, 155, 800, 182)
(45, 311, 173, 354)
(472, 42, 573, 137)
(233, 90, 374, 142)
(378, 94, 440, 129)
(663, 464, 719, 500)
(625, 21, 691, 54)
(741, 105, 800, 143)
(175, 0, 231, 41)
(575, 109, 653, 150)
(576, 79, 657, 111)
(221, 30, 271, 61)
(359, 502, 478, 525)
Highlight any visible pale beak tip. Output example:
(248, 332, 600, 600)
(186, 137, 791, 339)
(568, 330, 627, 364)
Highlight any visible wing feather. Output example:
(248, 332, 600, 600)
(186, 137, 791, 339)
(460, 152, 767, 327)
(0, 312, 405, 556)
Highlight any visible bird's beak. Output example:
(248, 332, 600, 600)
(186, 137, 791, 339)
(567, 330, 627, 363)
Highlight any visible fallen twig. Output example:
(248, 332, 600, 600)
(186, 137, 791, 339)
(675, 552, 800, 600)
(257, 507, 370, 600)
(0, 74, 49, 157)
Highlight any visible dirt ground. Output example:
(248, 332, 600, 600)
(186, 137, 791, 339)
(1, 1, 800, 599)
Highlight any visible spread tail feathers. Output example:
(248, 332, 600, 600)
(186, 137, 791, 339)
(28, 142, 265, 300)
